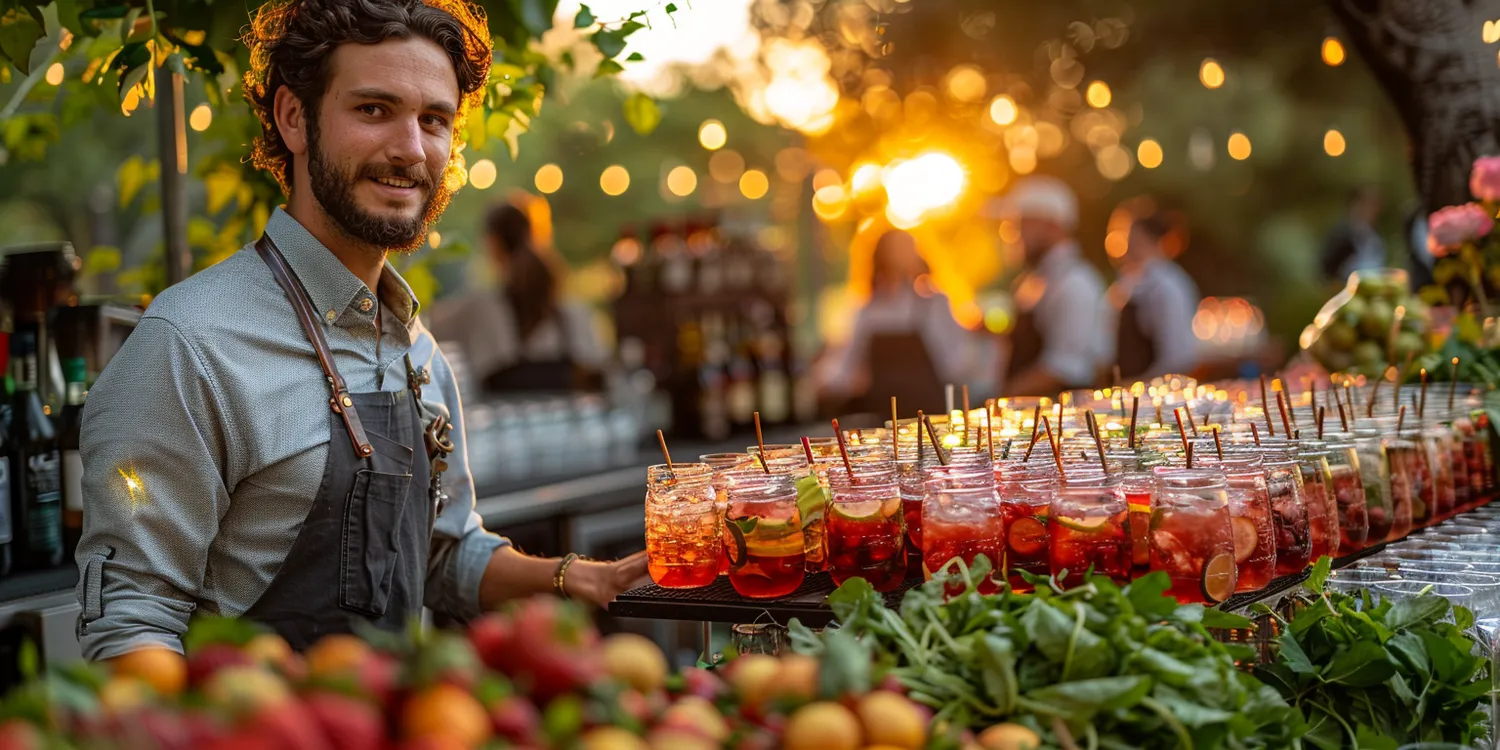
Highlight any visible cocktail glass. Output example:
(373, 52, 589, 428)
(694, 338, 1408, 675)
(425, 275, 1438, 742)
(1386, 436, 1421, 538)
(644, 463, 722, 588)
(1048, 472, 1130, 587)
(1297, 444, 1340, 563)
(1150, 468, 1237, 604)
(1003, 463, 1056, 593)
(1324, 435, 1371, 554)
(724, 472, 806, 598)
(826, 465, 906, 591)
(1266, 458, 1312, 576)
(922, 471, 1004, 594)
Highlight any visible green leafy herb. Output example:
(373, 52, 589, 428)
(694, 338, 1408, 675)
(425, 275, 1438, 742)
(1256, 585, 1489, 747)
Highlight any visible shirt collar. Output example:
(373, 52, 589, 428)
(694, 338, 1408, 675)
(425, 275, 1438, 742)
(264, 207, 422, 329)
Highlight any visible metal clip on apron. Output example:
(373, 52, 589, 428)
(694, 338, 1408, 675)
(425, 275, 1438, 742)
(241, 234, 435, 651)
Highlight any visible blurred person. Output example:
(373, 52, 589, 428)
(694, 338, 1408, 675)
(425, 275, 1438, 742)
(1403, 207, 1436, 289)
(992, 176, 1109, 396)
(428, 200, 608, 392)
(815, 229, 979, 414)
(1320, 187, 1386, 284)
(1104, 198, 1201, 382)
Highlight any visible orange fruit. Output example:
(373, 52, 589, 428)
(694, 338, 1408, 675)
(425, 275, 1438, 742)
(97, 677, 149, 715)
(855, 692, 926, 750)
(770, 654, 820, 703)
(243, 634, 293, 668)
(977, 723, 1042, 750)
(305, 634, 370, 678)
(784, 702, 861, 750)
(402, 683, 491, 749)
(111, 646, 187, 696)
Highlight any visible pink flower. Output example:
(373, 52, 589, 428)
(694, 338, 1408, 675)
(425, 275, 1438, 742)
(1471, 155, 1500, 201)
(1428, 202, 1495, 256)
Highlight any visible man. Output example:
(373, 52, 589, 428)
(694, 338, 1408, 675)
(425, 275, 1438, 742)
(993, 176, 1108, 396)
(1104, 198, 1201, 383)
(1320, 187, 1386, 285)
(75, 0, 645, 659)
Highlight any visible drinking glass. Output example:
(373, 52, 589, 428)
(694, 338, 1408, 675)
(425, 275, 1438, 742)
(1266, 457, 1312, 576)
(826, 465, 906, 591)
(1048, 472, 1130, 587)
(1150, 469, 1237, 604)
(724, 472, 806, 598)
(922, 473, 1005, 593)
(644, 463, 722, 588)
(1324, 433, 1371, 555)
(1005, 463, 1058, 592)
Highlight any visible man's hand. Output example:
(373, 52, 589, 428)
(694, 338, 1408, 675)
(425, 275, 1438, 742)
(564, 551, 650, 608)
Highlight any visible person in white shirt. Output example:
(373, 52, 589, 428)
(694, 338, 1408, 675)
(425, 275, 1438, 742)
(1105, 199, 1201, 382)
(993, 176, 1109, 396)
(816, 229, 979, 413)
(427, 201, 608, 392)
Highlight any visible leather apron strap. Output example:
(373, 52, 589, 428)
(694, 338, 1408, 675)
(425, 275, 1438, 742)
(255, 234, 374, 458)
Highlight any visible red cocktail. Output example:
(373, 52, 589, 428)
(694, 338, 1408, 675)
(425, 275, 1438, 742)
(1266, 459, 1311, 576)
(1386, 438, 1419, 541)
(1150, 469, 1237, 604)
(1123, 474, 1155, 578)
(724, 473, 806, 598)
(1219, 464, 1277, 592)
(826, 469, 906, 592)
(1329, 464, 1368, 554)
(1048, 473, 1130, 587)
(922, 480, 1004, 594)
(1297, 456, 1338, 563)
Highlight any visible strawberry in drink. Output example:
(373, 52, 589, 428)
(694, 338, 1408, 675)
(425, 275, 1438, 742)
(1329, 465, 1368, 554)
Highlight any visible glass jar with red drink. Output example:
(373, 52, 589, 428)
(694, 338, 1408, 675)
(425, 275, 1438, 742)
(1264, 456, 1311, 576)
(724, 472, 806, 598)
(1385, 434, 1423, 537)
(1350, 422, 1397, 543)
(645, 463, 723, 588)
(1047, 471, 1130, 588)
(1001, 462, 1056, 592)
(1198, 455, 1277, 593)
(896, 452, 924, 570)
(1420, 424, 1456, 523)
(1444, 413, 1473, 511)
(1321, 434, 1369, 554)
(825, 463, 906, 591)
(1294, 442, 1340, 564)
(921, 466, 1004, 593)
(1121, 471, 1156, 577)
(1149, 468, 1237, 604)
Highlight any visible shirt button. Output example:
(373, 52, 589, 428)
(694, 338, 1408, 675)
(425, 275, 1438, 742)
(358, 297, 374, 313)
(325, 310, 337, 323)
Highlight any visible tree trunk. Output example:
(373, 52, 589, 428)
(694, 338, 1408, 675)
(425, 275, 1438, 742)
(1330, 0, 1500, 214)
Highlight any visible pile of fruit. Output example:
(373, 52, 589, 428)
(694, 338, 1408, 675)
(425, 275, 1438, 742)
(0, 597, 1039, 750)
(1304, 268, 1432, 378)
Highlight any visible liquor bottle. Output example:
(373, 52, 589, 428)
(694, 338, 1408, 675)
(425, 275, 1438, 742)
(10, 330, 62, 570)
(59, 357, 86, 560)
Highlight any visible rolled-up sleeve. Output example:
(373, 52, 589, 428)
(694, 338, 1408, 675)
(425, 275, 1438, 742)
(75, 318, 232, 660)
(420, 345, 509, 621)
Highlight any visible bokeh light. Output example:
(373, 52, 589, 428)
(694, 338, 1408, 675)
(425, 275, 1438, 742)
(666, 166, 697, 196)
(600, 165, 630, 196)
(535, 163, 563, 194)
(988, 95, 1018, 125)
(812, 168, 843, 192)
(189, 104, 213, 132)
(44, 63, 64, 86)
(698, 120, 727, 150)
(1200, 59, 1225, 89)
(1485, 20, 1500, 44)
(1085, 81, 1112, 108)
(1096, 145, 1132, 180)
(883, 152, 965, 227)
(850, 162, 882, 196)
(1137, 139, 1164, 168)
(428, 231, 442, 249)
(1227, 132, 1252, 160)
(945, 65, 988, 102)
(468, 159, 497, 190)
(1324, 129, 1346, 156)
(812, 185, 849, 221)
(739, 169, 769, 199)
(1321, 37, 1346, 66)
(709, 150, 746, 182)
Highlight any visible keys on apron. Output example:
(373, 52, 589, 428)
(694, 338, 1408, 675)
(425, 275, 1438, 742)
(407, 354, 454, 518)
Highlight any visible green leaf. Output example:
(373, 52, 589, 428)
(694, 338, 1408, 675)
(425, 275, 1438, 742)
(0, 8, 44, 74)
(1251, 662, 1299, 697)
(1130, 647, 1197, 687)
(594, 59, 624, 78)
(506, 0, 553, 37)
(573, 4, 594, 27)
(1123, 571, 1175, 619)
(1320, 641, 1395, 686)
(622, 91, 661, 135)
(626, 51, 645, 61)
(1353, 725, 1399, 750)
(1153, 687, 1235, 727)
(1277, 632, 1316, 674)
(1385, 631, 1430, 680)
(1385, 594, 1448, 631)
(592, 28, 629, 59)
(816, 627, 871, 698)
(26, 2, 64, 75)
(1307, 554, 1332, 593)
(827, 576, 876, 624)
(1023, 675, 1151, 720)
(1200, 608, 1252, 629)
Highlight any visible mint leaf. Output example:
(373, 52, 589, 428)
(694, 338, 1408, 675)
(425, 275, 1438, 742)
(1278, 632, 1316, 674)
(573, 4, 594, 27)
(1123, 571, 1175, 619)
(1306, 554, 1332, 593)
(1321, 641, 1395, 686)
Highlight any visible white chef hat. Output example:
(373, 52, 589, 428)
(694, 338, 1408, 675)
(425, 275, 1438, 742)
(986, 175, 1079, 231)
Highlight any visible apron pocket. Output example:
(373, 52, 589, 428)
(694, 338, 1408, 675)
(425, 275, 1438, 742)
(339, 469, 413, 617)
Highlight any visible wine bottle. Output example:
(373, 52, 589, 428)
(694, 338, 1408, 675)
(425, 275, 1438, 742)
(60, 357, 87, 560)
(10, 330, 62, 570)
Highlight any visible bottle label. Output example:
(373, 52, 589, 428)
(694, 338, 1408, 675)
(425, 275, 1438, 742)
(0, 459, 11, 545)
(63, 450, 83, 513)
(27, 451, 61, 554)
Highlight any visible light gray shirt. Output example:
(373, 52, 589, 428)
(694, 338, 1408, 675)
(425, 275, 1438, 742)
(1004, 241, 1109, 389)
(1104, 258, 1201, 380)
(75, 208, 508, 660)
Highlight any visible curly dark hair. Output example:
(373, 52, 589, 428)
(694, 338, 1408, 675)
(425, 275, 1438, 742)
(242, 0, 492, 197)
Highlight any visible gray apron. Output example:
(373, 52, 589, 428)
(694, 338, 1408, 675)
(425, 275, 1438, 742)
(242, 234, 448, 650)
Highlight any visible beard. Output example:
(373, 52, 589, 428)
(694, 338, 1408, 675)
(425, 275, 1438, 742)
(306, 116, 455, 254)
